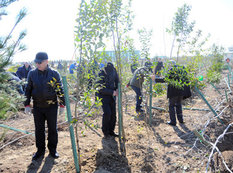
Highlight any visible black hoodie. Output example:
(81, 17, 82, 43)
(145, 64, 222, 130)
(97, 62, 119, 99)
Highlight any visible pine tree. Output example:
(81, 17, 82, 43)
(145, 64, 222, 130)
(0, 0, 27, 119)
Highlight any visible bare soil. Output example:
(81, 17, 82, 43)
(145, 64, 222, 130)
(1, 73, 233, 173)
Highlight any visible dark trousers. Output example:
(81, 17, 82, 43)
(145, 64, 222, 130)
(33, 104, 58, 154)
(131, 85, 142, 111)
(169, 96, 183, 124)
(101, 97, 116, 135)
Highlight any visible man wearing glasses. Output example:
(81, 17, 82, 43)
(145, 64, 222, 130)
(24, 52, 66, 160)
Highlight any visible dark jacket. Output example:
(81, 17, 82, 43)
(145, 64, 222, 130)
(167, 65, 191, 99)
(24, 67, 65, 108)
(97, 62, 119, 100)
(16, 65, 32, 80)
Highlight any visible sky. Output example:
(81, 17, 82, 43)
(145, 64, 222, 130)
(1, 0, 233, 62)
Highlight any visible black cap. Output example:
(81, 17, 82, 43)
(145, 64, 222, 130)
(34, 52, 48, 63)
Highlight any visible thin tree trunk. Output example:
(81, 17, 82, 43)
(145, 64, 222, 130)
(170, 34, 176, 59)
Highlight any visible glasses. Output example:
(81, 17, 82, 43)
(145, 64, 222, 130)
(35, 61, 44, 64)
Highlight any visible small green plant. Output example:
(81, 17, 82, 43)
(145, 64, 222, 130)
(205, 44, 224, 84)
(206, 70, 221, 84)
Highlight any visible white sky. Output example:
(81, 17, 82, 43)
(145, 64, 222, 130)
(1, 0, 233, 62)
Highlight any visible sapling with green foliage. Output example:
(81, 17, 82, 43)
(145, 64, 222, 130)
(74, 0, 133, 140)
(167, 3, 195, 61)
(206, 44, 225, 84)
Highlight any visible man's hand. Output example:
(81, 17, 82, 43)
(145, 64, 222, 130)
(59, 105, 66, 115)
(113, 89, 118, 96)
(25, 105, 32, 115)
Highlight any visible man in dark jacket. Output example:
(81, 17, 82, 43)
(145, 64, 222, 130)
(16, 62, 32, 91)
(166, 60, 191, 126)
(97, 62, 119, 138)
(16, 62, 32, 80)
(24, 52, 66, 160)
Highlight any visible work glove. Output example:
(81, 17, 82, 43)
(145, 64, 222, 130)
(25, 106, 32, 115)
(59, 105, 66, 115)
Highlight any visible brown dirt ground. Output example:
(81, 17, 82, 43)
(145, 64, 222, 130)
(1, 72, 233, 173)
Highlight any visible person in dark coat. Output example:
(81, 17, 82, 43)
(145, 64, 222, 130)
(97, 62, 119, 138)
(16, 62, 32, 80)
(166, 60, 191, 126)
(16, 62, 32, 91)
(57, 61, 63, 72)
(24, 52, 66, 160)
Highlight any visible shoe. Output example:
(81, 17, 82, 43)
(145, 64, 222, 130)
(167, 121, 176, 126)
(49, 152, 59, 159)
(179, 121, 184, 124)
(32, 151, 45, 160)
(109, 132, 119, 137)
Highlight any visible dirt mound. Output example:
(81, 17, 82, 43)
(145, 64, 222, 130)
(213, 150, 233, 172)
(216, 126, 233, 152)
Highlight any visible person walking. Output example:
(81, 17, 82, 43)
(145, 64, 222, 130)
(24, 52, 66, 160)
(96, 62, 119, 138)
(166, 60, 191, 126)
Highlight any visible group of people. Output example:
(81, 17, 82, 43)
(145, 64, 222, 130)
(97, 57, 191, 143)
(129, 58, 191, 126)
(19, 52, 118, 160)
(11, 52, 191, 161)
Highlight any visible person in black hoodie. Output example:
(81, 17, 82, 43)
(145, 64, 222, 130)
(97, 62, 119, 138)
(24, 52, 66, 160)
